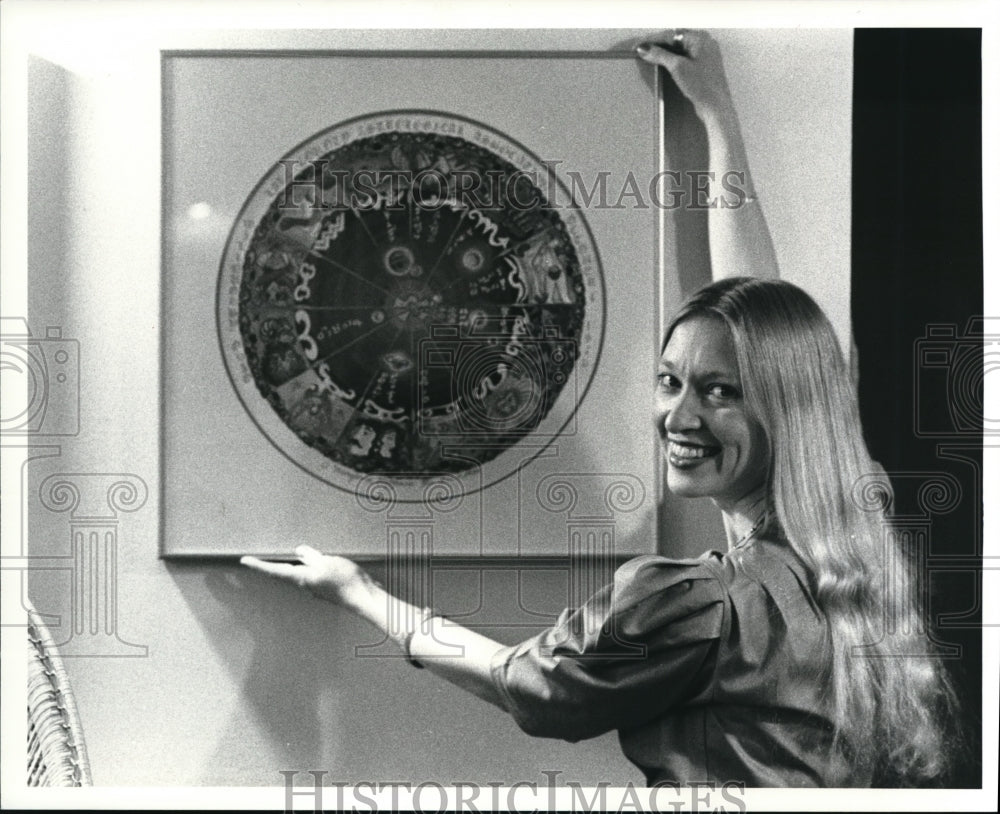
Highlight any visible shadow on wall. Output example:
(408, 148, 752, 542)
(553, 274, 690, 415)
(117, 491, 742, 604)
(167, 559, 638, 785)
(28, 56, 73, 325)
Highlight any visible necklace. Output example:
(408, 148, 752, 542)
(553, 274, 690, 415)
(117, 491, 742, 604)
(732, 511, 768, 550)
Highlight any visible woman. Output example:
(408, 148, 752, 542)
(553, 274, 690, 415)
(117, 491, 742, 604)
(242, 31, 958, 786)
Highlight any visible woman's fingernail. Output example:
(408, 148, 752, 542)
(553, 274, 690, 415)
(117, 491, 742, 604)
(636, 42, 651, 56)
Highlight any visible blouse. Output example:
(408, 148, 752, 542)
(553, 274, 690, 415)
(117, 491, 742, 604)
(489, 537, 858, 787)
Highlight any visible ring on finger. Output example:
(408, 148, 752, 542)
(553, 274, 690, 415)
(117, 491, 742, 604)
(671, 29, 692, 57)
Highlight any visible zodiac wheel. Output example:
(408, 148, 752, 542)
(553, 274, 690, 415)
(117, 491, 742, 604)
(218, 111, 604, 497)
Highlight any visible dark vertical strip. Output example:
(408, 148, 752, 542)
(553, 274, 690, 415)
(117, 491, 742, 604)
(852, 29, 983, 787)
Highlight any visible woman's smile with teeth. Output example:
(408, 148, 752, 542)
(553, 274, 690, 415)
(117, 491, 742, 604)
(668, 440, 720, 461)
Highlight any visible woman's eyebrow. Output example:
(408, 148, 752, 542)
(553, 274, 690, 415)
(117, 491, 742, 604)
(658, 360, 737, 381)
(699, 369, 738, 381)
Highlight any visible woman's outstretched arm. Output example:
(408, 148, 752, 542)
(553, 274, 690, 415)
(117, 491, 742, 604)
(242, 546, 508, 708)
(638, 31, 779, 281)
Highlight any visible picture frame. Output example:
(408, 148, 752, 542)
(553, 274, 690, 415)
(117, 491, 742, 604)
(159, 30, 671, 558)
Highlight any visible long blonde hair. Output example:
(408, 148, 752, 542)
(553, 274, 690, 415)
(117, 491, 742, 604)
(665, 277, 960, 783)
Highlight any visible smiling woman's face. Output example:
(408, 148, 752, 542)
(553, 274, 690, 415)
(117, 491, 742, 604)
(655, 316, 769, 510)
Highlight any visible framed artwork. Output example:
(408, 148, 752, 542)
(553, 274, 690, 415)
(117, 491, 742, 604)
(160, 31, 671, 558)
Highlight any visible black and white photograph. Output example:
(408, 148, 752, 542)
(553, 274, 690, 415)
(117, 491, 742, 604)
(1, 1, 995, 810)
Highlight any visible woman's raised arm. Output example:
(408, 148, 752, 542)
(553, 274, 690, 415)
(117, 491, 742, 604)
(638, 31, 779, 281)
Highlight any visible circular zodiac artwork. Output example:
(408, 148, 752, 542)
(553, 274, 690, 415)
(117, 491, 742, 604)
(218, 111, 604, 497)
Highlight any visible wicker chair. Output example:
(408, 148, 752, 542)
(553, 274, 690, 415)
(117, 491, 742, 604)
(26, 601, 92, 786)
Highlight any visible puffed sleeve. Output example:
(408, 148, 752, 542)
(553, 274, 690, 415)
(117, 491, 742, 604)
(490, 554, 726, 742)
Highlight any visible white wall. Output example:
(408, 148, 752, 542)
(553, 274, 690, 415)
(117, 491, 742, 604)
(6, 13, 851, 788)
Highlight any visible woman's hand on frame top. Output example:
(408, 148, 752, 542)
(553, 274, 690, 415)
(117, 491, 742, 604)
(637, 30, 737, 127)
(638, 29, 780, 281)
